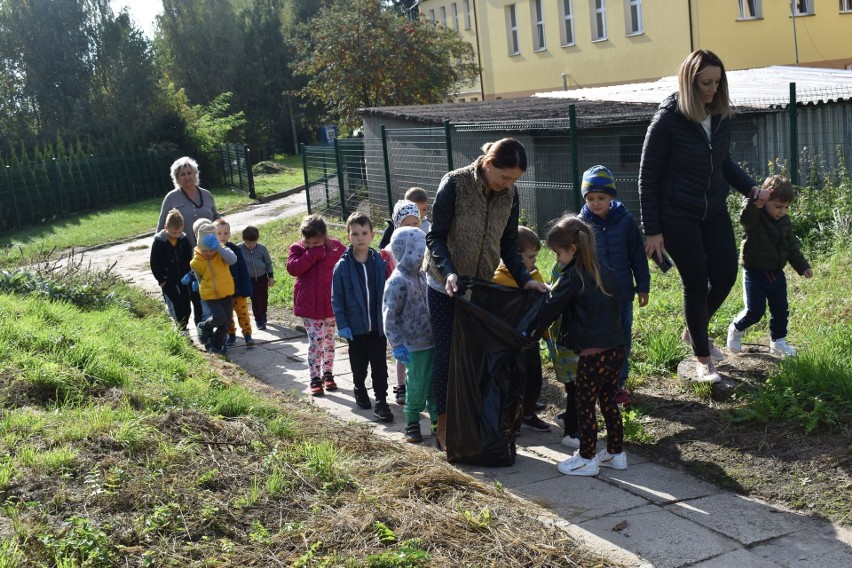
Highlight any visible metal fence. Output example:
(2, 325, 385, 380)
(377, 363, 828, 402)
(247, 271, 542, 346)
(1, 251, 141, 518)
(0, 151, 172, 233)
(302, 83, 852, 235)
(218, 143, 255, 198)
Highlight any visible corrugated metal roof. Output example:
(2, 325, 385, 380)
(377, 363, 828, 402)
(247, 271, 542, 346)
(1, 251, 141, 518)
(535, 66, 852, 108)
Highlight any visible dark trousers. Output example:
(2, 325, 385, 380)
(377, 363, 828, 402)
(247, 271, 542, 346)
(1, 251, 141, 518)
(733, 268, 789, 341)
(250, 276, 270, 325)
(191, 289, 204, 326)
(663, 212, 738, 358)
(348, 330, 389, 400)
(563, 381, 579, 438)
(162, 282, 192, 330)
(204, 297, 234, 349)
(428, 287, 455, 415)
(522, 349, 543, 417)
(576, 347, 625, 459)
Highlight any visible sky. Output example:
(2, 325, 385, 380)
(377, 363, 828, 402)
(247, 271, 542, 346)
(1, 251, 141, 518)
(110, 0, 162, 38)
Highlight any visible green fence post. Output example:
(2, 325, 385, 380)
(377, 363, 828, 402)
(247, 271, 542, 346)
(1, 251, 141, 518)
(334, 138, 348, 217)
(301, 143, 312, 214)
(789, 82, 798, 186)
(569, 104, 581, 212)
(5, 166, 20, 230)
(381, 125, 394, 213)
(444, 120, 454, 171)
(246, 146, 256, 199)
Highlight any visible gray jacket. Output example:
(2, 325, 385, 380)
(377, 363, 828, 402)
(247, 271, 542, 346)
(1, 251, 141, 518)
(383, 228, 433, 352)
(238, 242, 274, 279)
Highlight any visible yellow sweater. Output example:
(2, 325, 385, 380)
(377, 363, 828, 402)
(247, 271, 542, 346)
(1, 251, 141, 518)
(492, 262, 549, 339)
(190, 247, 235, 300)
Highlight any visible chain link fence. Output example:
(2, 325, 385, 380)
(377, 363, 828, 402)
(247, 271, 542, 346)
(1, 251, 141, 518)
(218, 143, 255, 198)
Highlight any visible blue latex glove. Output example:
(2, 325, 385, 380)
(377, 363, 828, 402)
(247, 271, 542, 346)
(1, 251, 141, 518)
(392, 345, 410, 364)
(337, 327, 353, 341)
(180, 272, 193, 286)
(546, 339, 556, 363)
(203, 233, 219, 249)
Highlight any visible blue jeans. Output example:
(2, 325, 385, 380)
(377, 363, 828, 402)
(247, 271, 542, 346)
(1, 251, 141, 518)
(733, 268, 788, 341)
(619, 298, 634, 387)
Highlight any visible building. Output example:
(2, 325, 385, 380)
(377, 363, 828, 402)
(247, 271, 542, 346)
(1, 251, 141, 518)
(419, 0, 852, 101)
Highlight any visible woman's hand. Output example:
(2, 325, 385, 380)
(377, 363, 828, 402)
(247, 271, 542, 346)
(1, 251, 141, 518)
(645, 234, 666, 263)
(750, 187, 771, 208)
(445, 273, 459, 297)
(523, 280, 548, 293)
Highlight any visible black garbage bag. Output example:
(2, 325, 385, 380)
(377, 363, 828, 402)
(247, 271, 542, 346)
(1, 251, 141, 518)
(446, 278, 545, 466)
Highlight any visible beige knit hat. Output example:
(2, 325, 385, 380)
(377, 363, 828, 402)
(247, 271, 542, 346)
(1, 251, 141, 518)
(196, 222, 217, 251)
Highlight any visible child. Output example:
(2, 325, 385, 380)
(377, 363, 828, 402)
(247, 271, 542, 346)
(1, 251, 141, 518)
(532, 215, 627, 477)
(238, 225, 274, 331)
(378, 187, 431, 249)
(382, 227, 435, 442)
(549, 260, 582, 449)
(190, 221, 238, 354)
(150, 208, 193, 332)
(577, 165, 650, 405)
(379, 200, 423, 405)
(332, 211, 393, 422)
(213, 219, 254, 347)
(286, 214, 346, 396)
(492, 225, 550, 432)
(727, 175, 813, 357)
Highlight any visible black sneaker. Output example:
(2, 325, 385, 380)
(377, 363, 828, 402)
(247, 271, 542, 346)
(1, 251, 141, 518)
(226, 334, 237, 346)
(353, 387, 371, 409)
(373, 400, 393, 422)
(405, 422, 423, 443)
(534, 401, 546, 412)
(393, 384, 406, 405)
(522, 414, 551, 432)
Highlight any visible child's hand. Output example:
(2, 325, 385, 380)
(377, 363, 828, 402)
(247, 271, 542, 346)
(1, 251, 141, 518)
(392, 345, 410, 364)
(637, 292, 649, 307)
(191, 280, 199, 292)
(523, 280, 548, 293)
(803, 268, 814, 279)
(180, 272, 193, 286)
(268, 277, 275, 288)
(337, 327, 353, 341)
(203, 234, 219, 249)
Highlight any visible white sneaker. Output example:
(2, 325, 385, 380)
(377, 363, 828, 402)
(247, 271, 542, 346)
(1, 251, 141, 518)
(557, 451, 599, 476)
(770, 338, 796, 357)
(694, 360, 721, 383)
(561, 434, 580, 448)
(726, 323, 744, 353)
(683, 327, 725, 361)
(594, 449, 628, 470)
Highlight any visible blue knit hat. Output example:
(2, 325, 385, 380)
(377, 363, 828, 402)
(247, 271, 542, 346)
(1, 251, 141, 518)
(581, 165, 617, 197)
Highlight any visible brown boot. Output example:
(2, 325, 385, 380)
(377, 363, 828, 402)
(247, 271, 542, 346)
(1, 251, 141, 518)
(435, 414, 447, 452)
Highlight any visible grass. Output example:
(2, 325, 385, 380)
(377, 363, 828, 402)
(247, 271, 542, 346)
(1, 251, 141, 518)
(251, 154, 304, 197)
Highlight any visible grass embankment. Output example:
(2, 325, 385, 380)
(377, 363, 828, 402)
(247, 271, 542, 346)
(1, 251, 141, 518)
(0, 269, 603, 566)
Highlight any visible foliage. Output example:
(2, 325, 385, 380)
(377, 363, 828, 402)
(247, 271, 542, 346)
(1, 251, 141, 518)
(0, 261, 130, 312)
(38, 516, 117, 567)
(293, 0, 478, 129)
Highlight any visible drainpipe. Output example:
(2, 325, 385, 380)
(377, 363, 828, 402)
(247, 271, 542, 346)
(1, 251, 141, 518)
(472, 0, 485, 100)
(687, 0, 695, 52)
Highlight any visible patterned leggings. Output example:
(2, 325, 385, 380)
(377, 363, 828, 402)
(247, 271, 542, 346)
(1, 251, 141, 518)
(575, 347, 626, 460)
(229, 296, 253, 336)
(304, 317, 336, 379)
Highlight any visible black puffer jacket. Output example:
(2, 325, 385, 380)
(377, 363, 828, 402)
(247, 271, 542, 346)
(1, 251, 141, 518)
(639, 93, 757, 235)
(150, 229, 192, 287)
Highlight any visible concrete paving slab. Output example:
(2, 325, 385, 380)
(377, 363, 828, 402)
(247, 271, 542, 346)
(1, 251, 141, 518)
(750, 528, 852, 568)
(690, 549, 782, 567)
(513, 474, 648, 520)
(578, 503, 737, 568)
(550, 518, 654, 568)
(665, 493, 810, 546)
(597, 461, 721, 504)
(458, 451, 563, 490)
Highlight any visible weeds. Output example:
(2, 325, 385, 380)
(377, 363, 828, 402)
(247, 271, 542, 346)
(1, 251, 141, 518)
(622, 408, 653, 443)
(38, 517, 116, 567)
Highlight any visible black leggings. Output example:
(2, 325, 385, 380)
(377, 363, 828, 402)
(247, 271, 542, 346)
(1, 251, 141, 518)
(576, 347, 625, 460)
(663, 212, 738, 358)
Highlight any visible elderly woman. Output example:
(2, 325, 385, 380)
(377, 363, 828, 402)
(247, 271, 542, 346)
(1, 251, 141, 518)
(157, 156, 219, 324)
(639, 50, 769, 383)
(425, 138, 547, 451)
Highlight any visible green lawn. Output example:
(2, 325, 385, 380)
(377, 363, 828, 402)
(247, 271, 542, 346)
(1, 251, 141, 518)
(252, 154, 304, 198)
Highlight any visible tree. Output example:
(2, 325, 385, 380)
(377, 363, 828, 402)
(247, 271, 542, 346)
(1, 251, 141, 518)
(292, 0, 478, 130)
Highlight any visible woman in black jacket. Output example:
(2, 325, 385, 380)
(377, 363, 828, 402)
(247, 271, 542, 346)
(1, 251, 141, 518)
(639, 50, 770, 383)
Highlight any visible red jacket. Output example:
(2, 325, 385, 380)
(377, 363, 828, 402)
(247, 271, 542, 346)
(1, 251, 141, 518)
(287, 238, 346, 319)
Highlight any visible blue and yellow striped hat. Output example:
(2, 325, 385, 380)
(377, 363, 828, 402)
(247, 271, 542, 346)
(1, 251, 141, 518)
(581, 165, 617, 197)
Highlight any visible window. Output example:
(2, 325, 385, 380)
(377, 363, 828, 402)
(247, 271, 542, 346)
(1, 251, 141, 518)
(506, 4, 520, 55)
(590, 0, 607, 41)
(531, 0, 546, 50)
(429, 9, 435, 23)
(792, 0, 814, 15)
(840, 0, 852, 12)
(440, 6, 447, 27)
(464, 0, 472, 29)
(560, 0, 575, 46)
(625, 0, 643, 34)
(738, 0, 762, 18)
(451, 3, 459, 31)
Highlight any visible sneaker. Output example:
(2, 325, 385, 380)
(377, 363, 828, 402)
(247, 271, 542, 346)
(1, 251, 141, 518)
(197, 321, 213, 346)
(405, 422, 423, 443)
(256, 323, 267, 331)
(561, 434, 581, 448)
(557, 451, 599, 476)
(244, 334, 255, 347)
(614, 388, 631, 406)
(683, 327, 724, 361)
(226, 334, 237, 346)
(393, 384, 406, 405)
(594, 449, 628, 470)
(770, 338, 796, 357)
(323, 372, 338, 392)
(373, 400, 393, 422)
(310, 377, 324, 396)
(727, 323, 744, 353)
(556, 412, 566, 431)
(694, 360, 721, 383)
(353, 387, 371, 409)
(534, 401, 546, 412)
(522, 415, 551, 432)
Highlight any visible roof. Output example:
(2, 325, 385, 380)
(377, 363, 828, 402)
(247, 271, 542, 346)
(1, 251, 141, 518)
(535, 66, 852, 108)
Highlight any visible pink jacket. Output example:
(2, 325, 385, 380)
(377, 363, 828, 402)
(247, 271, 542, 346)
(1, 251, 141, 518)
(287, 238, 346, 319)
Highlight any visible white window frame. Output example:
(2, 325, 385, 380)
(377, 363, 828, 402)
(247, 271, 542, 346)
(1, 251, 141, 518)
(560, 0, 575, 46)
(506, 4, 520, 55)
(737, 0, 762, 19)
(429, 9, 435, 23)
(842, 0, 852, 13)
(440, 6, 447, 27)
(464, 0, 472, 29)
(531, 0, 546, 51)
(625, 0, 643, 34)
(451, 3, 459, 31)
(793, 0, 814, 15)
(590, 0, 607, 41)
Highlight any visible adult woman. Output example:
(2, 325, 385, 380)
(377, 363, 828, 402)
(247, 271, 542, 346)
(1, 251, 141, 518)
(425, 138, 547, 450)
(156, 156, 219, 325)
(639, 50, 769, 382)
